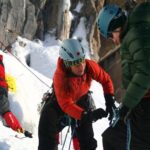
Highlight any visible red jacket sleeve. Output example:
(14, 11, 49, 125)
(86, 59, 114, 94)
(0, 55, 8, 88)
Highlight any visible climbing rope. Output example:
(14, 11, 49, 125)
(0, 41, 51, 89)
(126, 119, 131, 150)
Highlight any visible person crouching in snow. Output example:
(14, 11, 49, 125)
(38, 39, 116, 150)
(0, 54, 22, 132)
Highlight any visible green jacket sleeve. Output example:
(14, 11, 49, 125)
(123, 34, 150, 108)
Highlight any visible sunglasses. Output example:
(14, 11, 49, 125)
(64, 57, 85, 67)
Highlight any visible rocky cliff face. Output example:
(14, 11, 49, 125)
(0, 0, 46, 46)
(0, 0, 142, 50)
(0, 0, 105, 61)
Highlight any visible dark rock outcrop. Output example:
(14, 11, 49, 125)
(0, 0, 47, 46)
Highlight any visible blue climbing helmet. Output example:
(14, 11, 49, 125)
(59, 39, 85, 67)
(97, 4, 126, 38)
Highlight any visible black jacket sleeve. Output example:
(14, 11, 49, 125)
(0, 87, 10, 115)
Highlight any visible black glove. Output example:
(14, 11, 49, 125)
(81, 108, 107, 124)
(104, 94, 116, 121)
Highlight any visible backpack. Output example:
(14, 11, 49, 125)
(37, 85, 55, 114)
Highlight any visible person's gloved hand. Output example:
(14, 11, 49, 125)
(110, 104, 132, 126)
(104, 94, 116, 121)
(3, 111, 23, 132)
(81, 108, 107, 124)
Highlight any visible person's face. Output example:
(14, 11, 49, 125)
(109, 27, 122, 45)
(70, 60, 86, 76)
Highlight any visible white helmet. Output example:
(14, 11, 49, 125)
(59, 39, 85, 67)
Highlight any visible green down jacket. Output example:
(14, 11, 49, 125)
(120, 2, 150, 108)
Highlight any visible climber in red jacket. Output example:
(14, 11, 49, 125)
(0, 54, 22, 132)
(38, 39, 116, 150)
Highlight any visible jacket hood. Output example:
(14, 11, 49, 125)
(121, 2, 150, 39)
(128, 2, 150, 26)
